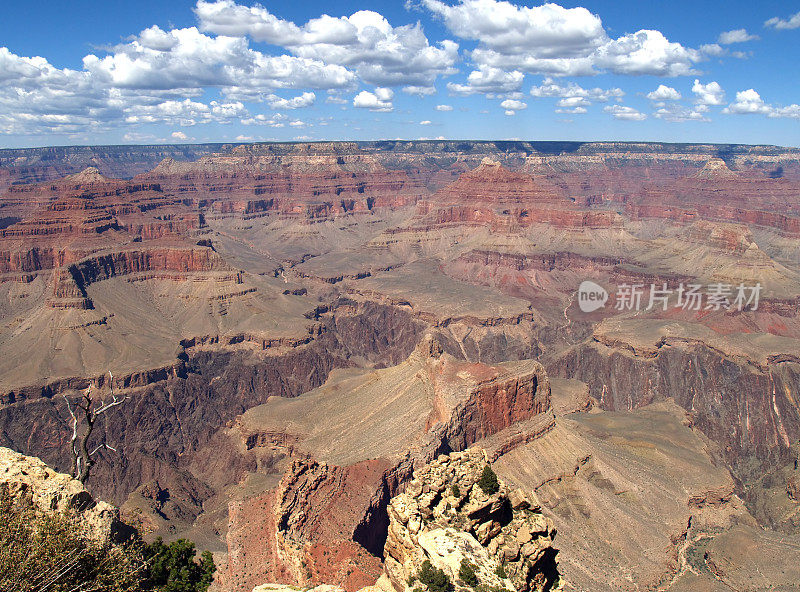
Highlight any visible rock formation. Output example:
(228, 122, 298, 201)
(221, 335, 553, 592)
(1, 141, 800, 592)
(383, 448, 558, 592)
(0, 446, 131, 544)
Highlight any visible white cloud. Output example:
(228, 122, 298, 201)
(82, 25, 357, 98)
(555, 106, 587, 114)
(403, 85, 436, 96)
(646, 85, 681, 101)
(718, 29, 759, 44)
(447, 66, 523, 95)
(529, 78, 623, 101)
(653, 104, 709, 122)
(765, 11, 800, 30)
(692, 79, 725, 106)
(122, 131, 158, 142)
(604, 105, 646, 121)
(593, 30, 700, 76)
(124, 98, 247, 126)
(197, 1, 458, 87)
(420, 120, 432, 125)
(325, 92, 348, 104)
(423, 0, 704, 78)
(422, 0, 605, 58)
(723, 89, 800, 119)
(265, 91, 316, 109)
(500, 98, 527, 111)
(435, 104, 454, 111)
(353, 87, 394, 111)
(723, 89, 770, 114)
(699, 43, 725, 57)
(84, 27, 248, 90)
(171, 131, 191, 140)
(241, 112, 288, 126)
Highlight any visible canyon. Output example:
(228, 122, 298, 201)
(1, 140, 800, 592)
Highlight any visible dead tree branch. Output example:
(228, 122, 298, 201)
(62, 371, 127, 484)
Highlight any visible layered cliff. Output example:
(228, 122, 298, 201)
(221, 335, 553, 592)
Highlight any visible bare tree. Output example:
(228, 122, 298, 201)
(62, 371, 127, 484)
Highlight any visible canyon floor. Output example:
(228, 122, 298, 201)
(1, 140, 800, 592)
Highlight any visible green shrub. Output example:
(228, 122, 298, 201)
(478, 465, 500, 495)
(494, 564, 506, 579)
(0, 485, 216, 592)
(458, 558, 479, 588)
(418, 559, 451, 592)
(451, 484, 461, 498)
(0, 486, 146, 592)
(142, 537, 216, 592)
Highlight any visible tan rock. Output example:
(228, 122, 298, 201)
(0, 446, 129, 545)
(382, 448, 559, 592)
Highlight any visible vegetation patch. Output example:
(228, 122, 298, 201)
(478, 465, 500, 495)
(419, 559, 452, 592)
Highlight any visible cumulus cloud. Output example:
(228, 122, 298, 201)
(197, 1, 458, 87)
(765, 11, 800, 30)
(422, 0, 604, 57)
(420, 120, 432, 125)
(403, 85, 436, 96)
(593, 30, 700, 76)
(124, 98, 247, 125)
(241, 112, 289, 126)
(0, 0, 786, 140)
(653, 104, 709, 122)
(447, 66, 523, 95)
(265, 91, 316, 109)
(530, 78, 623, 101)
(723, 89, 800, 118)
(423, 0, 705, 78)
(718, 29, 759, 44)
(556, 96, 589, 109)
(604, 104, 646, 121)
(353, 87, 394, 111)
(647, 85, 681, 101)
(500, 98, 527, 111)
(529, 78, 622, 113)
(555, 106, 587, 114)
(692, 79, 725, 106)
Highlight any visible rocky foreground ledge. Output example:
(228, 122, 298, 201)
(255, 448, 559, 592)
(0, 445, 132, 544)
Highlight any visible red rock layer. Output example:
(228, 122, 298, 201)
(625, 159, 800, 234)
(139, 143, 425, 218)
(404, 159, 621, 232)
(224, 458, 388, 592)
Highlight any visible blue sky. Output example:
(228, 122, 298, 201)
(0, 0, 798, 147)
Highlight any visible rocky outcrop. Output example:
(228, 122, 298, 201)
(221, 335, 553, 592)
(0, 446, 132, 544)
(383, 448, 559, 592)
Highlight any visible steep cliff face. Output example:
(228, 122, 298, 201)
(0, 302, 428, 503)
(549, 325, 800, 466)
(383, 449, 558, 592)
(222, 336, 553, 592)
(2, 140, 800, 592)
(0, 144, 227, 190)
(139, 143, 425, 219)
